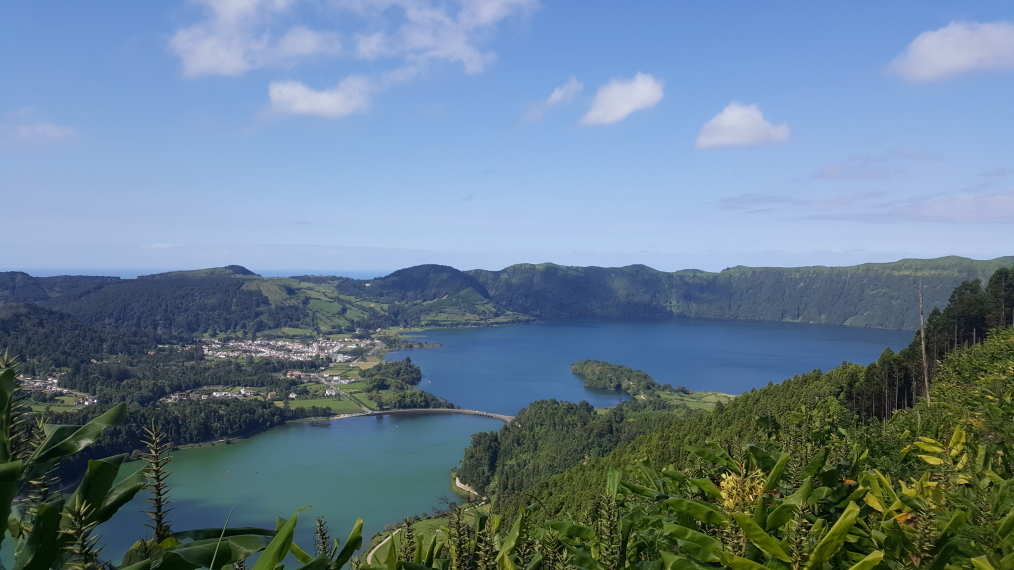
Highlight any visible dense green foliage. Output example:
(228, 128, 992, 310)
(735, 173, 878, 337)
(459, 267, 1014, 519)
(570, 360, 687, 397)
(457, 398, 692, 498)
(361, 357, 423, 385)
(47, 276, 306, 336)
(51, 399, 330, 467)
(366, 389, 457, 410)
(0, 304, 162, 376)
(58, 349, 316, 406)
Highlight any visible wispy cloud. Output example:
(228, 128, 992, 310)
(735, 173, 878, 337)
(721, 188, 1014, 224)
(3, 108, 79, 142)
(523, 76, 583, 122)
(887, 21, 1014, 81)
(812, 150, 942, 181)
(813, 156, 895, 181)
(980, 167, 1012, 178)
(867, 190, 1014, 223)
(267, 66, 418, 119)
(718, 192, 885, 212)
(173, 0, 538, 119)
(171, 1, 342, 78)
(695, 102, 789, 149)
(172, 0, 537, 77)
(579, 73, 663, 126)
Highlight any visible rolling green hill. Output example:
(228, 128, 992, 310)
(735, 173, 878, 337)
(468, 255, 1014, 329)
(0, 255, 1011, 334)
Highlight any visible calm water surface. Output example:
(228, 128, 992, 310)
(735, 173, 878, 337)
(390, 318, 913, 414)
(101, 318, 912, 558)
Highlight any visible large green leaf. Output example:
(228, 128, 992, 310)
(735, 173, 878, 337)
(172, 527, 277, 542)
(31, 403, 127, 464)
(252, 507, 311, 570)
(691, 478, 722, 499)
(765, 503, 797, 532)
(334, 518, 364, 569)
(686, 446, 736, 471)
(925, 543, 956, 570)
(718, 552, 768, 570)
(806, 502, 860, 570)
(663, 498, 728, 526)
(12, 503, 61, 570)
(547, 521, 595, 540)
(659, 552, 705, 570)
(763, 453, 791, 492)
(620, 480, 667, 500)
(94, 465, 145, 526)
(68, 455, 125, 511)
(971, 556, 996, 570)
(845, 551, 884, 570)
(120, 535, 273, 570)
(731, 513, 790, 562)
(662, 524, 723, 563)
(293, 554, 333, 570)
(998, 504, 1014, 543)
(607, 468, 622, 498)
(800, 448, 829, 479)
(0, 459, 23, 544)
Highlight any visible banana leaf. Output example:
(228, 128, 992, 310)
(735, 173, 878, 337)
(31, 403, 127, 464)
(11, 503, 61, 570)
(334, 518, 364, 569)
(662, 498, 728, 526)
(845, 551, 883, 570)
(806, 502, 860, 570)
(253, 506, 311, 570)
(731, 513, 790, 562)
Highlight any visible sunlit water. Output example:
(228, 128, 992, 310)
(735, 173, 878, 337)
(99, 318, 912, 560)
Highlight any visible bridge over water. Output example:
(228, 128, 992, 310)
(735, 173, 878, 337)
(334, 407, 514, 423)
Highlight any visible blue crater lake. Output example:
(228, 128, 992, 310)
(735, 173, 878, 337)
(99, 318, 912, 559)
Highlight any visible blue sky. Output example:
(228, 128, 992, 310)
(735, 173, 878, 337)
(2, 1, 1013, 276)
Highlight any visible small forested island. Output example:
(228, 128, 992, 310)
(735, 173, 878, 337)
(571, 359, 686, 396)
(360, 357, 456, 410)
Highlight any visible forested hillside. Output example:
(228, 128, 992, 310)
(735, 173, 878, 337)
(468, 255, 1014, 329)
(3, 255, 1009, 333)
(460, 263, 1014, 516)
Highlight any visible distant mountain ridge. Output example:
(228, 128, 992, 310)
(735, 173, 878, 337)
(1, 255, 1011, 333)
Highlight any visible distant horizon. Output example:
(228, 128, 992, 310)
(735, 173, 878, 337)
(5, 251, 1012, 280)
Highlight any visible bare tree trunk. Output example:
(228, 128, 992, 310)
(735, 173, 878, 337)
(919, 280, 931, 406)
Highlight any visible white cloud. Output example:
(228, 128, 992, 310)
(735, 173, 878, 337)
(523, 76, 583, 122)
(275, 26, 342, 59)
(578, 73, 663, 126)
(17, 122, 79, 141)
(268, 75, 375, 118)
(695, 102, 789, 149)
(887, 21, 1014, 81)
(267, 65, 419, 118)
(3, 108, 79, 142)
(171, 0, 341, 77)
(172, 0, 537, 77)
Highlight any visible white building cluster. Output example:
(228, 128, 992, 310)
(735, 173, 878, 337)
(203, 338, 378, 362)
